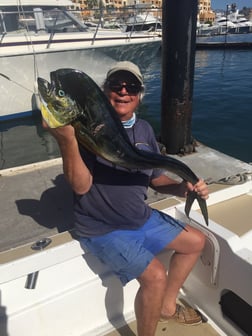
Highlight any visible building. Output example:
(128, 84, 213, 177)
(71, 0, 161, 10)
(198, 0, 215, 23)
(71, 0, 215, 23)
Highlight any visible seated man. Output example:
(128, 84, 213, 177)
(43, 61, 209, 336)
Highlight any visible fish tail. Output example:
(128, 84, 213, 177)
(185, 191, 196, 219)
(185, 191, 209, 226)
(197, 195, 209, 226)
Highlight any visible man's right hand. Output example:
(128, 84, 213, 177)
(42, 119, 76, 145)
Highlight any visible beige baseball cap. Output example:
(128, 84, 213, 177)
(106, 61, 143, 85)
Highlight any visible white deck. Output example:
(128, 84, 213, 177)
(0, 144, 252, 336)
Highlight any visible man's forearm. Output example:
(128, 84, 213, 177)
(59, 136, 92, 195)
(150, 175, 186, 197)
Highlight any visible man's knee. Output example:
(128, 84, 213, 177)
(138, 258, 167, 289)
(167, 225, 206, 254)
(193, 228, 206, 252)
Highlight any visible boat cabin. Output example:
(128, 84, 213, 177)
(0, 0, 88, 35)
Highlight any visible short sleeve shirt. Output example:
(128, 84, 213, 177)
(74, 118, 164, 237)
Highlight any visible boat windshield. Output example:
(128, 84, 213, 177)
(0, 7, 88, 35)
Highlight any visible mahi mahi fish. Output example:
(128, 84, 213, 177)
(38, 68, 208, 226)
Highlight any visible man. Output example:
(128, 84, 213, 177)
(43, 61, 209, 336)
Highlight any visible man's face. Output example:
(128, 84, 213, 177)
(105, 71, 142, 121)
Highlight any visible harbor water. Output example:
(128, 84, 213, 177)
(0, 48, 252, 170)
(142, 48, 252, 164)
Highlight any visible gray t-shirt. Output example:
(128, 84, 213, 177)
(74, 118, 164, 237)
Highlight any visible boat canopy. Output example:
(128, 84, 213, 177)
(0, 0, 73, 7)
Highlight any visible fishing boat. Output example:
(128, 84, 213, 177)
(0, 0, 161, 121)
(0, 148, 251, 336)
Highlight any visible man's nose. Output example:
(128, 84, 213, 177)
(118, 82, 128, 94)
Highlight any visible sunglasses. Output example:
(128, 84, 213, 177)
(108, 80, 142, 95)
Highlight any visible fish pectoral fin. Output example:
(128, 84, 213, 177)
(185, 191, 209, 226)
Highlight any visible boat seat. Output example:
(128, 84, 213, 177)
(207, 193, 252, 237)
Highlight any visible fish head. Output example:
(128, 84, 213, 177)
(41, 68, 119, 133)
(39, 68, 127, 159)
(37, 70, 81, 127)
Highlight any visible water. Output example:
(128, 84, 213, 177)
(1, 48, 252, 170)
(142, 48, 252, 163)
(193, 49, 252, 163)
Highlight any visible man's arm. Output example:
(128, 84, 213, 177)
(43, 121, 93, 195)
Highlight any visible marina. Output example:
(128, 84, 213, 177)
(1, 48, 252, 169)
(0, 0, 252, 123)
(1, 1, 252, 336)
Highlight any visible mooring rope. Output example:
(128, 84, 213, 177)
(206, 172, 252, 185)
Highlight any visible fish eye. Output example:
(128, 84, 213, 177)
(58, 90, 65, 97)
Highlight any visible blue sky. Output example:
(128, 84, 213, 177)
(211, 0, 252, 10)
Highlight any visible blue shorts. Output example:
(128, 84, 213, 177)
(79, 209, 185, 285)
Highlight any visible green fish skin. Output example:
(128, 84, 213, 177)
(38, 68, 208, 226)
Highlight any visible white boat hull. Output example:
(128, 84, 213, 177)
(0, 177, 251, 336)
(0, 38, 160, 121)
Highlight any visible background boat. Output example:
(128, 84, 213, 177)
(196, 31, 252, 48)
(121, 11, 162, 33)
(0, 0, 161, 121)
(197, 5, 252, 36)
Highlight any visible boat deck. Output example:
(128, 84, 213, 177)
(106, 315, 220, 336)
(208, 192, 252, 236)
(0, 144, 252, 336)
(104, 294, 222, 335)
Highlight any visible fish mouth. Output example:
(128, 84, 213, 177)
(38, 69, 62, 101)
(37, 77, 53, 103)
(37, 77, 49, 91)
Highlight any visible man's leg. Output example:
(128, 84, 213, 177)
(135, 225, 205, 336)
(135, 258, 168, 336)
(161, 225, 205, 318)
